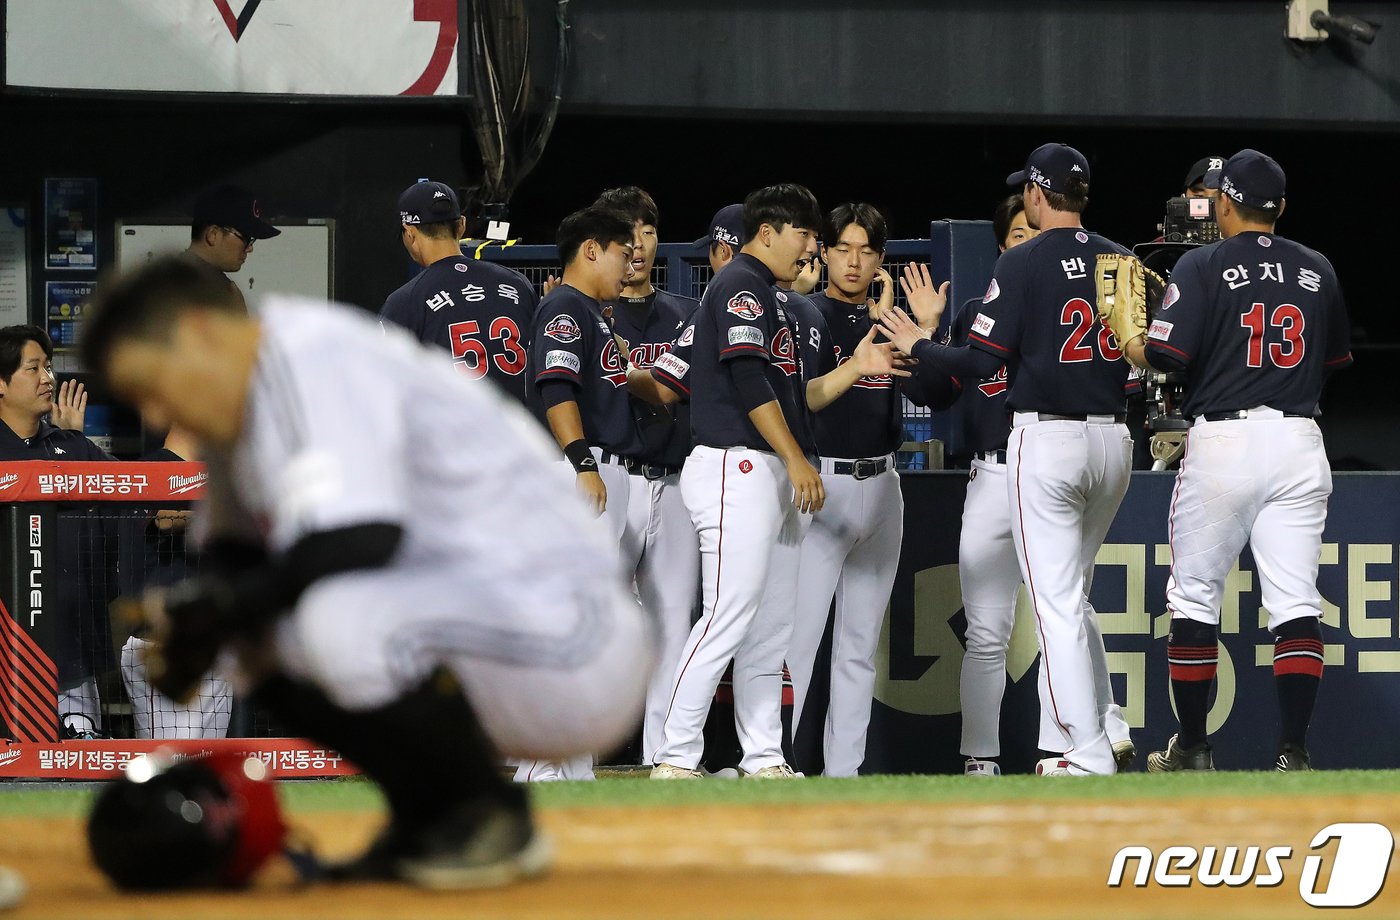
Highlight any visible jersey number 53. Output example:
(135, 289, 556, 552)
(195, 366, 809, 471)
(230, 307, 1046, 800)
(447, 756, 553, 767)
(448, 317, 528, 379)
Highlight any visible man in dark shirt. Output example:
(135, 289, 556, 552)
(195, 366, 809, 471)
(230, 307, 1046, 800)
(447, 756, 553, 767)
(185, 185, 281, 309)
(1125, 150, 1352, 773)
(380, 181, 537, 406)
(880, 144, 1135, 776)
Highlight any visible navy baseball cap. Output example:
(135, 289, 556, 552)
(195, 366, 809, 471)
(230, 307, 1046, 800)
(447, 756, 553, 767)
(398, 180, 461, 225)
(693, 203, 744, 249)
(1218, 150, 1286, 211)
(1006, 143, 1090, 194)
(1184, 155, 1226, 191)
(192, 185, 280, 239)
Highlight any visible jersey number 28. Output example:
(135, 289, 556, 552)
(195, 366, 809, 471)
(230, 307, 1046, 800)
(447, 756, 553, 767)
(1240, 303, 1304, 369)
(1059, 298, 1121, 363)
(448, 318, 528, 378)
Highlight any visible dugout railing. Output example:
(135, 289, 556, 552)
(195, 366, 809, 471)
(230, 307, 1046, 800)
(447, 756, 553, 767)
(465, 237, 951, 469)
(0, 462, 354, 780)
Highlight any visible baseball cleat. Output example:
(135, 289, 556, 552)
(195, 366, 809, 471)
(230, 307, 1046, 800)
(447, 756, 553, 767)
(745, 763, 802, 779)
(1146, 734, 1215, 773)
(1035, 756, 1073, 777)
(963, 758, 1002, 778)
(650, 762, 703, 780)
(396, 805, 552, 890)
(1112, 739, 1137, 772)
(1276, 744, 1312, 772)
(703, 766, 741, 780)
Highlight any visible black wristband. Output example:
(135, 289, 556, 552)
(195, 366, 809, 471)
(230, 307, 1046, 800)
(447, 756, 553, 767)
(564, 439, 597, 473)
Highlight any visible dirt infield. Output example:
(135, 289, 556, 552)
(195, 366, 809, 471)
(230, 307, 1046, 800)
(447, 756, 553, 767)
(4, 792, 1398, 920)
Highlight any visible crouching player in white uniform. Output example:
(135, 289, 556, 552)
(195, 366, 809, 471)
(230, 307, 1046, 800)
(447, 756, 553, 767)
(81, 256, 651, 888)
(1124, 150, 1352, 772)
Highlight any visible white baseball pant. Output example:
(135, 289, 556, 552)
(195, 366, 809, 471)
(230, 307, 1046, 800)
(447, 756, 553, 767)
(621, 470, 702, 764)
(121, 636, 232, 739)
(1007, 413, 1131, 776)
(790, 457, 901, 776)
(653, 445, 802, 772)
(1166, 411, 1331, 630)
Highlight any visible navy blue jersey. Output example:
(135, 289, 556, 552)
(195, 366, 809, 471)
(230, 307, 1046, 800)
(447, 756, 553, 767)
(379, 255, 537, 406)
(0, 419, 116, 460)
(968, 228, 1133, 415)
(607, 289, 697, 467)
(806, 291, 909, 458)
(775, 289, 836, 457)
(530, 284, 646, 458)
(689, 254, 808, 452)
(946, 297, 1012, 453)
(1144, 232, 1353, 417)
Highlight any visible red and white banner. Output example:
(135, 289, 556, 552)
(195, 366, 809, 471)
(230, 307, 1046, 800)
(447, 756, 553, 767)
(6, 0, 459, 97)
(0, 462, 207, 502)
(0, 737, 357, 780)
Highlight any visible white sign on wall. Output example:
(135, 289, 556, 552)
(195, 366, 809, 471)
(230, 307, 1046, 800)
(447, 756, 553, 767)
(6, 0, 459, 97)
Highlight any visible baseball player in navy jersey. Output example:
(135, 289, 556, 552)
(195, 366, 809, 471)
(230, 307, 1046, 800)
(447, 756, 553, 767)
(698, 204, 745, 276)
(880, 144, 1136, 776)
(592, 186, 703, 763)
(1122, 150, 1353, 772)
(380, 181, 537, 406)
(648, 185, 904, 779)
(82, 255, 650, 887)
(519, 205, 646, 782)
(786, 203, 947, 776)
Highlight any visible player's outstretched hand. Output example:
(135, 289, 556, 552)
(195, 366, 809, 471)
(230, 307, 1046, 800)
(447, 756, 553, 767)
(51, 379, 87, 432)
(876, 305, 932, 357)
(866, 268, 895, 321)
(576, 470, 607, 517)
(851, 325, 912, 379)
(900, 263, 949, 330)
(787, 456, 825, 514)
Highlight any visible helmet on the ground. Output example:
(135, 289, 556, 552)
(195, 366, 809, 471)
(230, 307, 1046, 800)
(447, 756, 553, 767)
(87, 749, 286, 889)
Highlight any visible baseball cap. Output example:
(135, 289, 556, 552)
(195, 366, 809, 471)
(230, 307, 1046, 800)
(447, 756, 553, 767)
(1183, 155, 1226, 191)
(398, 180, 462, 225)
(693, 203, 743, 249)
(1218, 149, 1286, 211)
(192, 185, 281, 239)
(1006, 143, 1090, 194)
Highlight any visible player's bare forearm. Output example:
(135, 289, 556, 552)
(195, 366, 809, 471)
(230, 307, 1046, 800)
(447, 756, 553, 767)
(806, 361, 863, 412)
(1123, 334, 1157, 371)
(747, 401, 806, 465)
(544, 400, 588, 451)
(626, 367, 679, 406)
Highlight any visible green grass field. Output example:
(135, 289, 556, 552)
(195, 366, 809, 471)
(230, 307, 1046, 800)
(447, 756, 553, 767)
(2, 769, 1397, 818)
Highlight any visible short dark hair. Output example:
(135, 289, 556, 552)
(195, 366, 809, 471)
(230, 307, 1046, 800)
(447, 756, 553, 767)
(1038, 177, 1090, 214)
(742, 184, 822, 245)
(593, 186, 659, 228)
(1231, 199, 1280, 226)
(0, 325, 53, 384)
(191, 222, 215, 243)
(555, 206, 636, 267)
(993, 194, 1026, 246)
(416, 218, 464, 241)
(82, 256, 245, 379)
(823, 202, 888, 253)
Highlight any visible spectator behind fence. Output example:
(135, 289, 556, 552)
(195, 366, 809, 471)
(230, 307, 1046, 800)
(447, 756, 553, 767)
(0, 324, 224, 739)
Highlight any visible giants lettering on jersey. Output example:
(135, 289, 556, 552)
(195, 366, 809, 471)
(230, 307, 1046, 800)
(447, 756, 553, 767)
(600, 339, 628, 387)
(836, 355, 893, 390)
(771, 326, 797, 376)
(977, 365, 1008, 397)
(629, 341, 673, 369)
(727, 291, 764, 320)
(543, 314, 581, 343)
